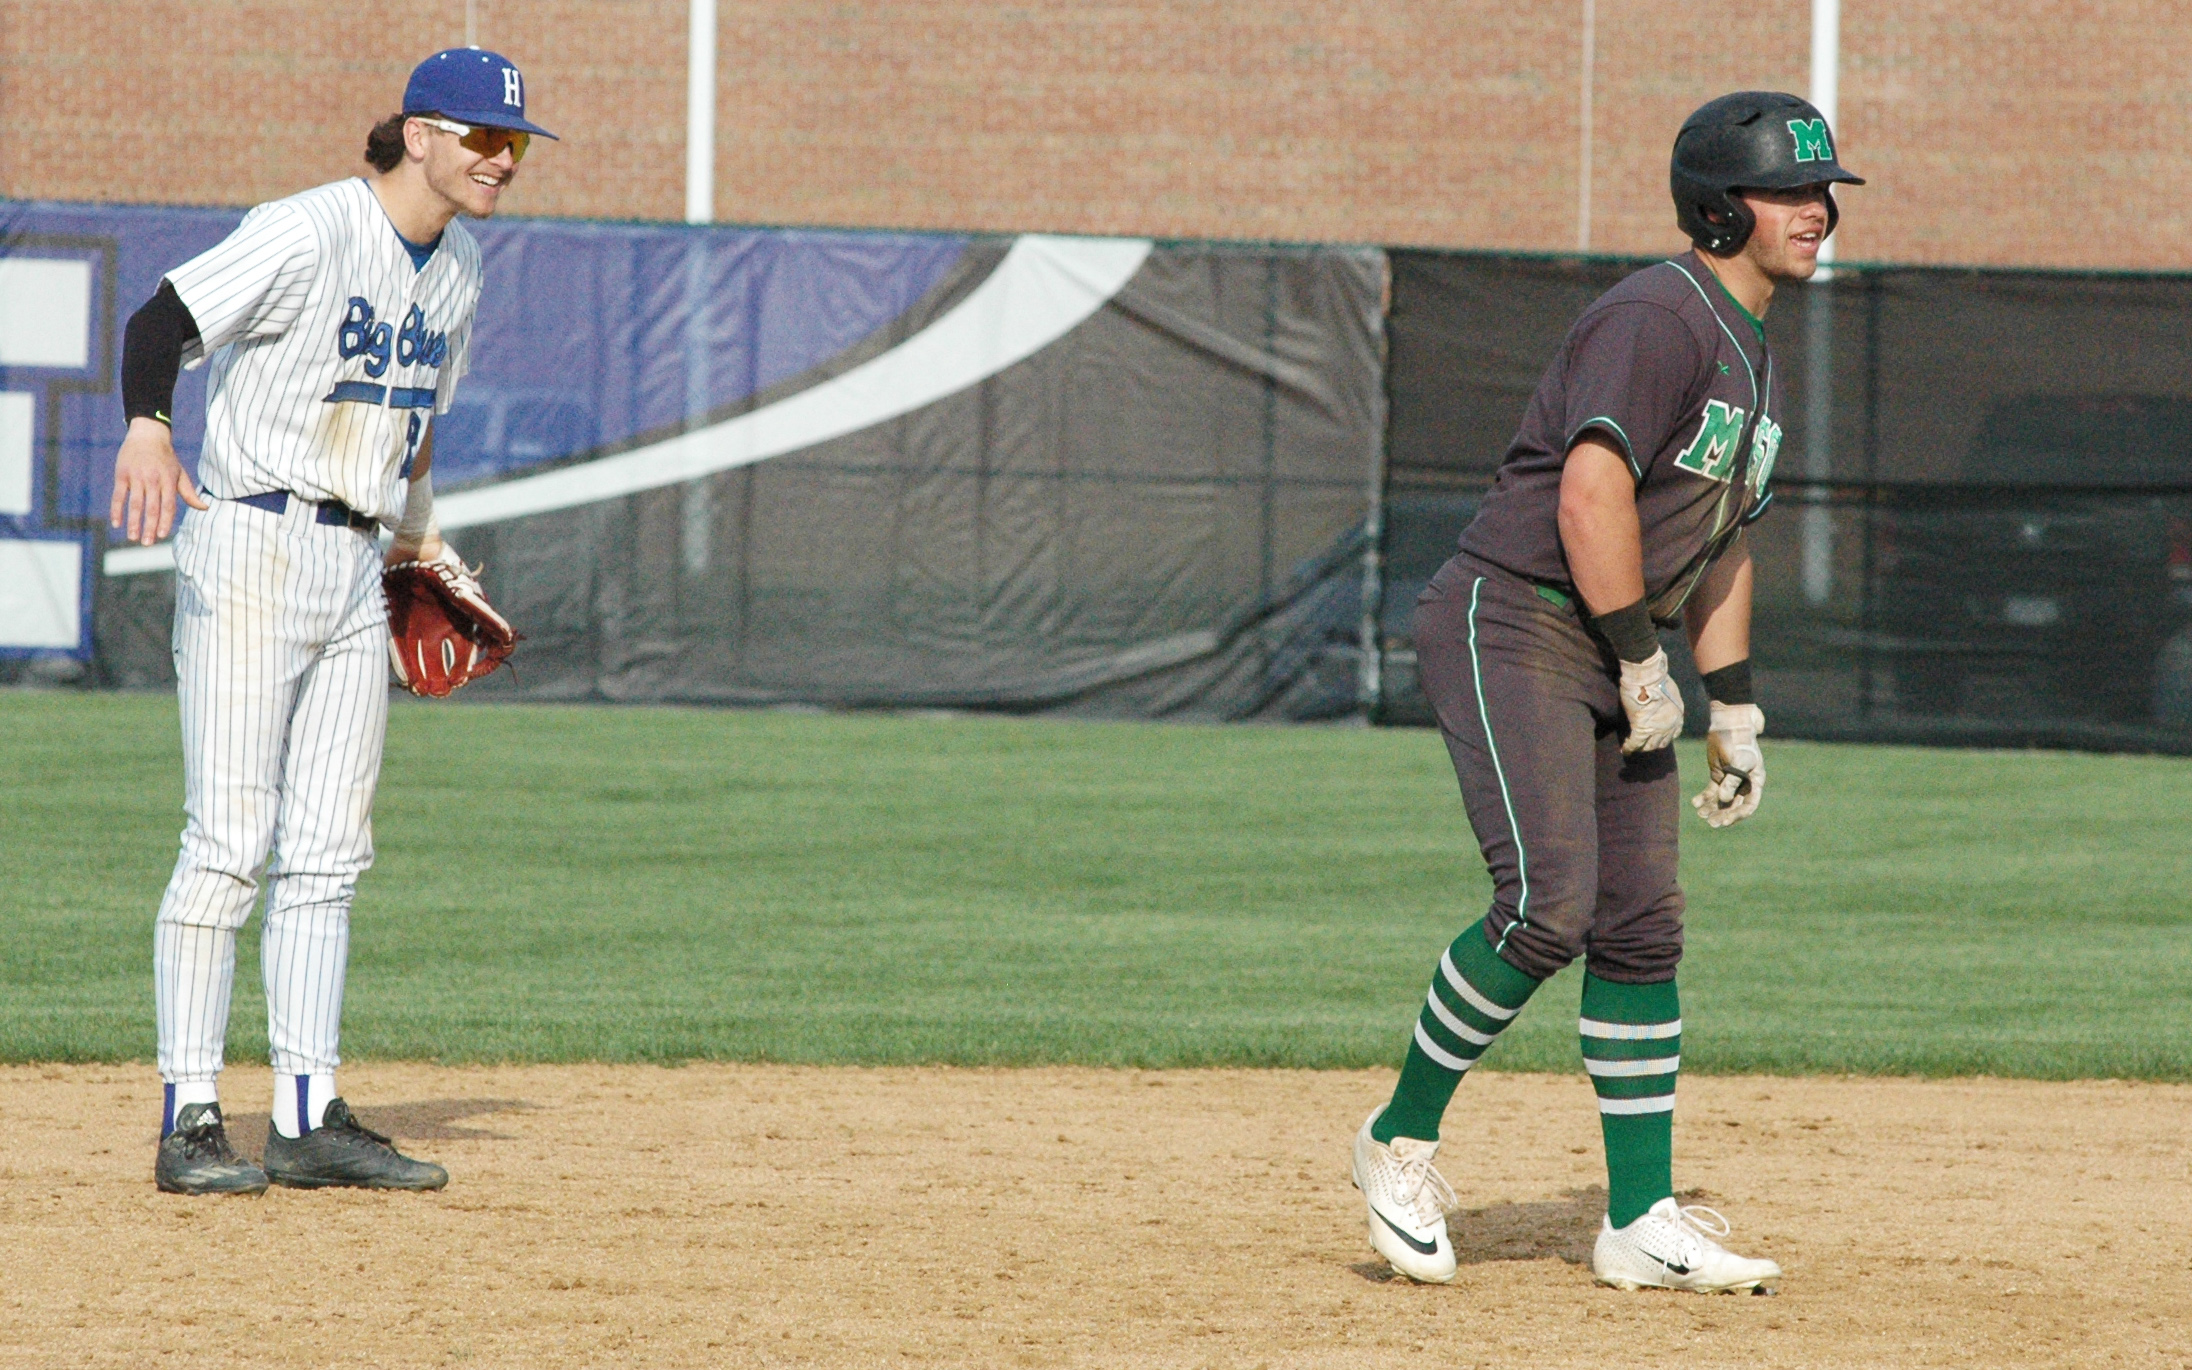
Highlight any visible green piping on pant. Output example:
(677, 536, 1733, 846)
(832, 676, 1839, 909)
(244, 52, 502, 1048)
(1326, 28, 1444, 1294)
(1467, 576, 1531, 955)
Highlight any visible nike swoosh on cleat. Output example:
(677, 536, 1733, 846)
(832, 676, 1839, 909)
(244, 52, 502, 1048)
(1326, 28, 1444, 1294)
(1658, 1256, 1693, 1275)
(1371, 1206, 1440, 1256)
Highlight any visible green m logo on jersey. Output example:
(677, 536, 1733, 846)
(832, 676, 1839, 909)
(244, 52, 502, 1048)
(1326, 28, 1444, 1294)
(1748, 415, 1784, 496)
(1788, 118, 1833, 163)
(1674, 399, 1747, 482)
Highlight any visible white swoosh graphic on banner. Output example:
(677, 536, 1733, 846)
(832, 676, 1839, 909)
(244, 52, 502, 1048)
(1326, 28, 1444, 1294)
(105, 234, 1154, 576)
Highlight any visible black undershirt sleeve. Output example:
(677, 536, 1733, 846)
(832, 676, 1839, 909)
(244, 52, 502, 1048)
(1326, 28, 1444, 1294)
(1699, 659, 1754, 705)
(1590, 597, 1661, 664)
(121, 280, 201, 425)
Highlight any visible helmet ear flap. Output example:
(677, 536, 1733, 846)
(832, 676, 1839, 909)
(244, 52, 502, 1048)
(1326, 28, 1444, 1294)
(1823, 187, 1840, 241)
(1701, 189, 1755, 255)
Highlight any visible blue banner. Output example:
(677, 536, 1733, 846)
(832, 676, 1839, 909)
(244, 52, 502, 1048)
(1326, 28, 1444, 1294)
(0, 193, 966, 657)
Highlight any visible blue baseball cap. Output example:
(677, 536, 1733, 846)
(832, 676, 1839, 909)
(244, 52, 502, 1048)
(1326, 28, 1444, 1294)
(403, 48, 558, 139)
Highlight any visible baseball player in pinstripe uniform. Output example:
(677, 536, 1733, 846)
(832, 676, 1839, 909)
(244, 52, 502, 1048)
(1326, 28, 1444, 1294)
(110, 50, 554, 1195)
(1349, 93, 1861, 1287)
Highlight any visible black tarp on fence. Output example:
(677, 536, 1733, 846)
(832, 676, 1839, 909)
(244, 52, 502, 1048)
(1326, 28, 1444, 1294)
(21, 202, 2192, 753)
(73, 225, 1385, 721)
(1379, 250, 2192, 753)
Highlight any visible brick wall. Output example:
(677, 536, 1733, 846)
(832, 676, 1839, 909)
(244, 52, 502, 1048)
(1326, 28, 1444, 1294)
(3, 1, 2186, 269)
(0, 1, 686, 222)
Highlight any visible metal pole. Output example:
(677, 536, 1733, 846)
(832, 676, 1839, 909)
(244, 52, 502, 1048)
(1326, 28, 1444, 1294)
(1858, 274, 1882, 717)
(1802, 286, 1835, 605)
(1576, 0, 1595, 253)
(681, 243, 712, 578)
(1259, 261, 1278, 611)
(680, 0, 719, 577)
(1358, 256, 1393, 719)
(685, 0, 717, 225)
(1810, 0, 1840, 269)
(1801, 0, 1842, 605)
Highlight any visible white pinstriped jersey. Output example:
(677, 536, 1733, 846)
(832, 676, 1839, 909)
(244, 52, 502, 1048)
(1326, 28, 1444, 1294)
(167, 177, 482, 523)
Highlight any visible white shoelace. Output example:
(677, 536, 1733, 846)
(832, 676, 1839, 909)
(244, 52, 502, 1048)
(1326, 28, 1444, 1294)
(1395, 1149, 1461, 1218)
(1644, 1203, 1736, 1267)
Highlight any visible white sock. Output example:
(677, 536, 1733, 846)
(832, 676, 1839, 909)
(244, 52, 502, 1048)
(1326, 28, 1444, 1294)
(272, 1072, 337, 1138)
(164, 1079, 220, 1135)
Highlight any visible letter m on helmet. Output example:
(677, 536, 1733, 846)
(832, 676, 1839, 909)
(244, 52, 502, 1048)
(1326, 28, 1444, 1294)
(1675, 399, 1747, 482)
(1787, 118, 1833, 163)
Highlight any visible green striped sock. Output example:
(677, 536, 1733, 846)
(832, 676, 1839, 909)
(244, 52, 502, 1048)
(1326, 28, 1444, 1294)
(1581, 973, 1680, 1228)
(1372, 919, 1542, 1144)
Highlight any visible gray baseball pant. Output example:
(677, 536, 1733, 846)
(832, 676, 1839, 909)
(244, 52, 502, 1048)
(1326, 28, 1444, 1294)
(1411, 553, 1684, 984)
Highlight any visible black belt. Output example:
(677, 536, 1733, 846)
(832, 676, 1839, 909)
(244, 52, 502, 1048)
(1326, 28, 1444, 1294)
(230, 490, 378, 533)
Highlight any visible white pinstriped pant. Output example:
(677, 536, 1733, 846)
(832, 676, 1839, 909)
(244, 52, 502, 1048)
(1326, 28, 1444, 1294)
(155, 497, 389, 1083)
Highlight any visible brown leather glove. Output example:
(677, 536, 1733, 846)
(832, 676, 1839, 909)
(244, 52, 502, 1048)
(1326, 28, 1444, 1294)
(383, 546, 518, 698)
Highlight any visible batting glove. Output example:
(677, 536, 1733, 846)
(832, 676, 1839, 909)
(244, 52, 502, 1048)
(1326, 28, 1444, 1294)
(1693, 702, 1765, 828)
(1617, 647, 1685, 755)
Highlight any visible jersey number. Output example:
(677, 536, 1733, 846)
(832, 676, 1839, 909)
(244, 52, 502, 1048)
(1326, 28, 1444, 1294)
(400, 412, 426, 479)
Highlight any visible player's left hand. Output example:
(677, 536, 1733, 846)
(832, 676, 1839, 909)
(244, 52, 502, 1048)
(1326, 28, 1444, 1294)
(1693, 702, 1764, 827)
(383, 543, 518, 697)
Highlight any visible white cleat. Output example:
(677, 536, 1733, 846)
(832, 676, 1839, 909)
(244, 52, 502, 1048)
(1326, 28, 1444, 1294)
(1592, 1197, 1782, 1293)
(1349, 1107, 1459, 1284)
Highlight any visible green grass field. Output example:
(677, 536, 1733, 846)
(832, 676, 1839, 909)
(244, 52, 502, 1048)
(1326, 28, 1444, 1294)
(4, 690, 2187, 1078)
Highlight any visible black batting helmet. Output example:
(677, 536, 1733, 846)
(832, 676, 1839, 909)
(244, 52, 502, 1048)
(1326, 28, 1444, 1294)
(1672, 91, 1864, 254)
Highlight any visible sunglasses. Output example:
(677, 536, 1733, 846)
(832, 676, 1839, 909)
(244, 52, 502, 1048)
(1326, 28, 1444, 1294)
(414, 116, 530, 164)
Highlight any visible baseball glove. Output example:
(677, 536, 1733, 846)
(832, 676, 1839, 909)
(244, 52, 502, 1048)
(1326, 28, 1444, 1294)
(383, 546, 518, 698)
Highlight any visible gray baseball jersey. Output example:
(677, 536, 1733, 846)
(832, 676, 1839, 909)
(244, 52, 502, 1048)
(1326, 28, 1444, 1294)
(1457, 251, 1781, 623)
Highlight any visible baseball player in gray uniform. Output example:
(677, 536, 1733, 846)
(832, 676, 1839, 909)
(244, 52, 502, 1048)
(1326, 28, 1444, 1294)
(110, 50, 554, 1195)
(1349, 93, 1861, 1287)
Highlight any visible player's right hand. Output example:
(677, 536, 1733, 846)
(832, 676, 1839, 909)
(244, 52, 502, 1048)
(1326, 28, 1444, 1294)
(1617, 646, 1685, 754)
(110, 417, 210, 545)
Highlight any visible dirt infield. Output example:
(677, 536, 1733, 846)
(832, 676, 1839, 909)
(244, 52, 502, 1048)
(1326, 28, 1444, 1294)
(2, 1066, 2185, 1368)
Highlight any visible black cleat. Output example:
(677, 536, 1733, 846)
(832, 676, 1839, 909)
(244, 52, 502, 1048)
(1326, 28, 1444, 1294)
(156, 1103, 270, 1196)
(262, 1098, 449, 1191)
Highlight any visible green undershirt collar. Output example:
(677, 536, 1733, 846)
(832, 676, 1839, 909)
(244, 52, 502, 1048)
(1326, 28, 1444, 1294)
(1703, 264, 1768, 344)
